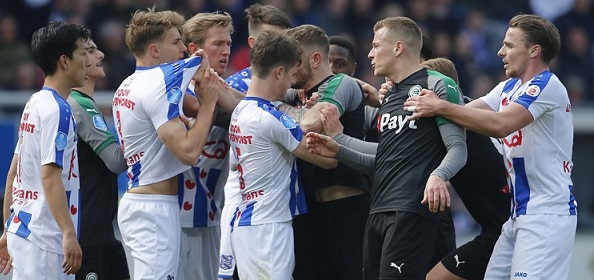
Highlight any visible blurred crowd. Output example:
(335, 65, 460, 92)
(1, 0, 594, 106)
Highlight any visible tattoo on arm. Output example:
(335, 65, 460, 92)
(276, 103, 306, 124)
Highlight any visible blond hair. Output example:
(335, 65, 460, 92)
(182, 12, 234, 47)
(422, 57, 459, 85)
(125, 7, 185, 57)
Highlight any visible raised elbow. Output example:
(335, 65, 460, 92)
(178, 150, 201, 166)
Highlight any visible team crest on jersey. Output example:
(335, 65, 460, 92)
(220, 254, 234, 270)
(408, 85, 423, 97)
(55, 131, 68, 151)
(525, 85, 540, 97)
(167, 86, 183, 104)
(280, 114, 297, 129)
(85, 272, 98, 280)
(92, 115, 107, 131)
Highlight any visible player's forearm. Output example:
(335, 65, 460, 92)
(181, 103, 217, 165)
(41, 165, 76, 237)
(334, 133, 378, 155)
(335, 145, 375, 176)
(432, 123, 467, 181)
(438, 101, 510, 138)
(276, 103, 306, 124)
(3, 155, 17, 228)
(216, 87, 244, 113)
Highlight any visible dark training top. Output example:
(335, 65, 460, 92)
(286, 73, 369, 193)
(68, 90, 127, 246)
(372, 69, 464, 219)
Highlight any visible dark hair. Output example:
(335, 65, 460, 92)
(285, 24, 329, 58)
(251, 31, 301, 79)
(420, 35, 434, 60)
(245, 4, 291, 37)
(329, 35, 356, 63)
(31, 21, 91, 76)
(509, 14, 560, 64)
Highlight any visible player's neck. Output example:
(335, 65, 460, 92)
(246, 78, 277, 102)
(519, 62, 549, 84)
(389, 60, 423, 84)
(43, 75, 75, 100)
(305, 66, 334, 92)
(73, 81, 96, 97)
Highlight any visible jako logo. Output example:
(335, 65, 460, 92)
(513, 272, 528, 277)
(167, 275, 175, 280)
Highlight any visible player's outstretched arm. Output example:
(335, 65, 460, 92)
(0, 154, 17, 275)
(293, 139, 337, 169)
(41, 164, 82, 275)
(158, 67, 219, 165)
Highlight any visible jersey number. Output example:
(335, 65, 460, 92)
(234, 147, 246, 190)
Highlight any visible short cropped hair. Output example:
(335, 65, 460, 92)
(422, 57, 459, 85)
(245, 4, 291, 37)
(31, 21, 91, 75)
(125, 7, 185, 57)
(250, 31, 301, 79)
(329, 35, 357, 63)
(285, 24, 329, 58)
(509, 14, 560, 64)
(182, 12, 234, 46)
(373, 17, 422, 54)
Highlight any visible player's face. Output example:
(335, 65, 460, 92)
(329, 44, 355, 75)
(279, 63, 299, 100)
(497, 27, 531, 79)
(157, 27, 187, 64)
(203, 25, 232, 76)
(85, 39, 105, 80)
(67, 38, 91, 88)
(368, 27, 396, 78)
(292, 51, 313, 89)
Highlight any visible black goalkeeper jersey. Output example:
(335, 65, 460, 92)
(372, 68, 463, 219)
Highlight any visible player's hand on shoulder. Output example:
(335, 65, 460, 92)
(421, 175, 450, 213)
(378, 79, 394, 104)
(355, 78, 381, 108)
(404, 89, 441, 121)
(61, 233, 82, 275)
(0, 232, 12, 275)
(320, 104, 343, 138)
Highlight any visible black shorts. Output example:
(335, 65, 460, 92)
(314, 193, 369, 280)
(363, 211, 438, 280)
(431, 209, 456, 268)
(75, 241, 130, 280)
(440, 234, 499, 280)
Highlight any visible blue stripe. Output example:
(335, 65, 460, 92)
(226, 68, 251, 93)
(177, 173, 185, 208)
(13, 211, 32, 239)
(46, 87, 72, 168)
(512, 158, 530, 216)
(192, 167, 208, 227)
(238, 202, 256, 226)
(159, 57, 202, 120)
(502, 78, 519, 95)
(515, 70, 553, 109)
(568, 185, 577, 215)
(130, 161, 142, 187)
(289, 159, 307, 217)
(206, 168, 222, 216)
(245, 96, 304, 141)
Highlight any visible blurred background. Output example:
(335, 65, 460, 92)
(0, 0, 593, 278)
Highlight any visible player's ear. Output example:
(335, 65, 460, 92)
(148, 43, 159, 58)
(187, 42, 200, 54)
(312, 52, 322, 69)
(247, 36, 256, 49)
(275, 65, 285, 80)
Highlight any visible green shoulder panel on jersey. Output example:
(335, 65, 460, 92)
(427, 69, 463, 126)
(318, 73, 345, 114)
(69, 90, 118, 155)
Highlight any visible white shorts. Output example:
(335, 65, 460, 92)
(217, 203, 239, 279)
(117, 192, 180, 280)
(484, 214, 577, 280)
(177, 226, 221, 280)
(230, 221, 294, 280)
(7, 232, 74, 280)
